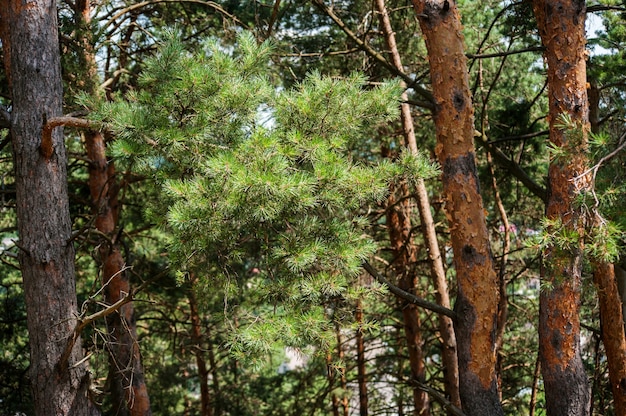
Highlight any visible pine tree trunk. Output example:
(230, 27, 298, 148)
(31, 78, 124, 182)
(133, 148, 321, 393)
(593, 261, 626, 413)
(385, 181, 429, 415)
(0, 1, 100, 414)
(188, 278, 213, 416)
(75, 4, 151, 413)
(355, 298, 368, 416)
(531, 1, 591, 415)
(375, 0, 460, 410)
(412, 1, 503, 414)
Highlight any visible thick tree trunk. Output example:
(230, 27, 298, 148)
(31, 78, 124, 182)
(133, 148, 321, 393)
(531, 1, 591, 415)
(412, 1, 503, 414)
(375, 0, 460, 410)
(0, 1, 100, 415)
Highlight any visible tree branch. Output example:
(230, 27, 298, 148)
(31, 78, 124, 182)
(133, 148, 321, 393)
(57, 276, 153, 373)
(362, 261, 456, 319)
(467, 46, 544, 60)
(409, 379, 467, 416)
(311, 0, 434, 109)
(102, 0, 248, 32)
(475, 131, 548, 202)
(41, 116, 100, 159)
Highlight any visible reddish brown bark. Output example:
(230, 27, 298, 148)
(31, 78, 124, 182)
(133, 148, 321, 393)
(0, 1, 100, 414)
(412, 1, 503, 414)
(74, 2, 151, 413)
(592, 261, 626, 414)
(385, 182, 429, 415)
(375, 0, 460, 410)
(86, 130, 151, 416)
(531, 1, 591, 414)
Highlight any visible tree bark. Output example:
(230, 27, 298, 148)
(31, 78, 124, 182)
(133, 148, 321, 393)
(375, 0, 460, 410)
(74, 2, 151, 413)
(355, 298, 369, 416)
(592, 261, 626, 413)
(412, 1, 503, 414)
(0, 1, 100, 415)
(531, 1, 591, 415)
(188, 278, 213, 416)
(385, 181, 429, 415)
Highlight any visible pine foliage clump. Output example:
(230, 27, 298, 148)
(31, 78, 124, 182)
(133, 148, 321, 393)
(84, 31, 438, 355)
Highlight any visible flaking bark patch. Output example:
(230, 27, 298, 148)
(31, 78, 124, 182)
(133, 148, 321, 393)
(442, 153, 481, 194)
(453, 88, 466, 112)
(461, 244, 486, 267)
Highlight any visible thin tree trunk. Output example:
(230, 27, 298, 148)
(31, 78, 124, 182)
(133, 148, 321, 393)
(592, 261, 626, 413)
(375, 0, 459, 411)
(385, 180, 429, 415)
(75, 2, 151, 413)
(0, 1, 100, 414)
(336, 326, 349, 416)
(188, 277, 213, 416)
(412, 1, 503, 414)
(326, 351, 341, 416)
(355, 298, 368, 416)
(531, 1, 591, 415)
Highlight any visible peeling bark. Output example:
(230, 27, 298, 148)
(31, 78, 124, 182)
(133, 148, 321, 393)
(386, 181, 429, 415)
(531, 1, 591, 415)
(74, 2, 151, 413)
(412, 1, 503, 414)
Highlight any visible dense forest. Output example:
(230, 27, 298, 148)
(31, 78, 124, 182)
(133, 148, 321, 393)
(2, 0, 626, 415)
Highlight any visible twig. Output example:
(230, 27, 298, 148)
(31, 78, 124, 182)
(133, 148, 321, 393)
(362, 261, 456, 319)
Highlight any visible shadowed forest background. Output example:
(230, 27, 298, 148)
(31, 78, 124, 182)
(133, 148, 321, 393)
(2, 0, 626, 415)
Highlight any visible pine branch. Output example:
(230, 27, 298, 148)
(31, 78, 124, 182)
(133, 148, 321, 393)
(362, 261, 456, 319)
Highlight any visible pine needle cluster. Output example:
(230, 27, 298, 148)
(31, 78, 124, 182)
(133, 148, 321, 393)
(83, 31, 438, 357)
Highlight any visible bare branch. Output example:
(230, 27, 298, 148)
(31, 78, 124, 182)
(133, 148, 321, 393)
(467, 46, 544, 59)
(311, 0, 434, 109)
(362, 261, 456, 319)
(57, 276, 153, 373)
(41, 116, 100, 159)
(102, 0, 248, 32)
(409, 379, 467, 416)
(475, 131, 548, 202)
